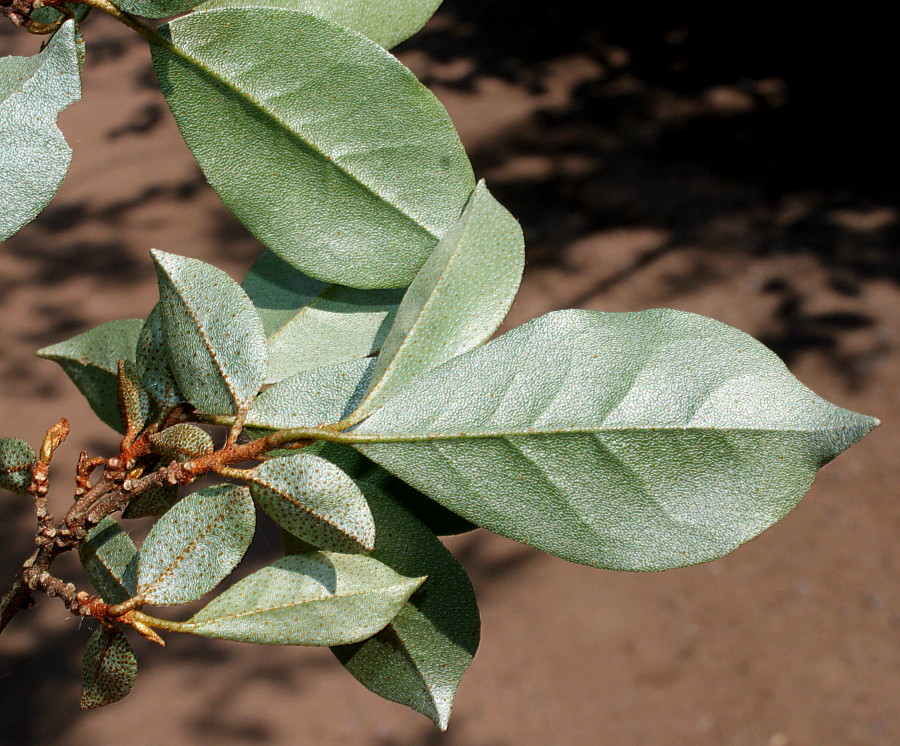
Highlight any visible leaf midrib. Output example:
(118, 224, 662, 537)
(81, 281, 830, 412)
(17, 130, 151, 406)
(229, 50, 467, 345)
(168, 274, 242, 409)
(353, 199, 480, 418)
(139, 493, 244, 601)
(187, 581, 414, 626)
(251, 472, 370, 547)
(350, 423, 860, 444)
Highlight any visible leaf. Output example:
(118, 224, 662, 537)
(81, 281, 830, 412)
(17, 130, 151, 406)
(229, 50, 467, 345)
(0, 437, 36, 494)
(115, 0, 204, 18)
(383, 476, 476, 536)
(346, 181, 524, 424)
(195, 0, 443, 48)
(246, 453, 375, 553)
(152, 250, 268, 415)
(0, 21, 82, 244)
(78, 517, 139, 605)
(38, 319, 144, 432)
(242, 251, 403, 383)
(246, 357, 375, 433)
(330, 483, 479, 730)
(137, 484, 255, 606)
(117, 360, 150, 439)
(178, 552, 424, 645)
(148, 423, 214, 462)
(122, 483, 180, 519)
(80, 626, 138, 710)
(351, 309, 879, 571)
(29, 4, 90, 25)
(150, 9, 474, 288)
(135, 303, 184, 414)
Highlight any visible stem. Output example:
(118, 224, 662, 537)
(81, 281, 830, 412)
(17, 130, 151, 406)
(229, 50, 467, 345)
(129, 610, 191, 633)
(0, 579, 33, 635)
(0, 417, 354, 635)
(72, 0, 158, 42)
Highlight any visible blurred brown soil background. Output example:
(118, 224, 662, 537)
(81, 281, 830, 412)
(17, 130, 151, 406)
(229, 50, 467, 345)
(1, 5, 897, 745)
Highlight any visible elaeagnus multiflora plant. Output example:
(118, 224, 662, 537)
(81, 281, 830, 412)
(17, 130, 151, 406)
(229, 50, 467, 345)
(0, 0, 878, 727)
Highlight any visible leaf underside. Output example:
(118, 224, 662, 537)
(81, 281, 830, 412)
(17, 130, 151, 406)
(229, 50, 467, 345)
(353, 308, 878, 571)
(0, 21, 82, 244)
(78, 517, 139, 604)
(137, 484, 255, 606)
(196, 0, 443, 49)
(151, 9, 474, 288)
(248, 453, 376, 553)
(181, 552, 424, 645)
(80, 626, 138, 710)
(38, 319, 144, 432)
(329, 482, 479, 730)
(152, 250, 267, 415)
(242, 250, 403, 384)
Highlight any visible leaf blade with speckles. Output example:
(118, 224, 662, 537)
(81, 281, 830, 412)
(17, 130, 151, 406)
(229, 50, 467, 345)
(352, 308, 879, 571)
(117, 360, 150, 440)
(137, 484, 255, 606)
(179, 552, 424, 645)
(195, 0, 442, 48)
(38, 318, 144, 433)
(80, 626, 138, 710)
(246, 358, 375, 433)
(1, 21, 82, 244)
(0, 438, 36, 495)
(122, 483, 180, 519)
(242, 251, 403, 383)
(152, 250, 267, 416)
(78, 517, 139, 605)
(345, 181, 523, 424)
(135, 303, 184, 415)
(150, 9, 474, 288)
(148, 423, 214, 463)
(329, 483, 479, 730)
(245, 453, 375, 553)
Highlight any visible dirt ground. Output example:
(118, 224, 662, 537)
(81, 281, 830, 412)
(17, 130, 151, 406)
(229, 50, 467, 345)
(1, 6, 897, 745)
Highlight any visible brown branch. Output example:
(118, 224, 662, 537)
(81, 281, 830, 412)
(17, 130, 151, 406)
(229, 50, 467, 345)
(0, 419, 319, 636)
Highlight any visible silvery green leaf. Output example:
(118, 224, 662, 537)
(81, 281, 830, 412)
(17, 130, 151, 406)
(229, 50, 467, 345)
(117, 360, 150, 439)
(78, 517, 139, 605)
(151, 9, 474, 288)
(148, 423, 214, 463)
(37, 319, 144, 432)
(135, 303, 184, 414)
(0, 437, 36, 495)
(29, 4, 90, 25)
(0, 21, 82, 244)
(331, 483, 478, 730)
(242, 251, 402, 383)
(246, 358, 375, 433)
(122, 483, 180, 519)
(352, 309, 879, 571)
(178, 552, 424, 645)
(195, 0, 442, 48)
(80, 626, 137, 710)
(137, 484, 255, 606)
(152, 250, 267, 415)
(346, 181, 524, 424)
(246, 453, 375, 553)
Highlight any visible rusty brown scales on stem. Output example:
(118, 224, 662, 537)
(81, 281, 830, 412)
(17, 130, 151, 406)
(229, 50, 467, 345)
(0, 402, 313, 638)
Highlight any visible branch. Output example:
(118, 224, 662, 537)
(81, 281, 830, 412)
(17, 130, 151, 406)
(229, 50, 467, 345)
(0, 416, 342, 635)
